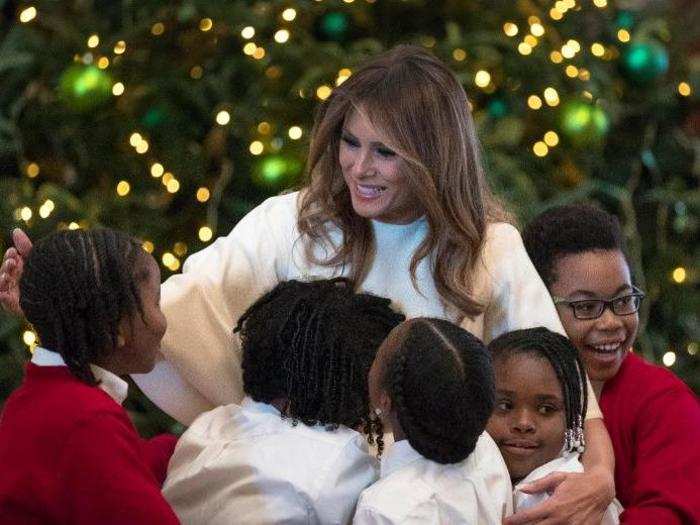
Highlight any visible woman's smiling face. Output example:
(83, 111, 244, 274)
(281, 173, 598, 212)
(339, 108, 421, 224)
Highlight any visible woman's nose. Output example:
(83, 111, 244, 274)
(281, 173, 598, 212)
(350, 149, 374, 177)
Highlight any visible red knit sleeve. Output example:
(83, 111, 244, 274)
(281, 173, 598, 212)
(59, 411, 180, 525)
(142, 433, 179, 486)
(620, 384, 700, 524)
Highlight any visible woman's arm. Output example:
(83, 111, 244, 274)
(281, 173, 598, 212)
(133, 193, 299, 423)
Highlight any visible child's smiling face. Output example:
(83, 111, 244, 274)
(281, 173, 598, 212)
(487, 352, 566, 483)
(550, 249, 638, 383)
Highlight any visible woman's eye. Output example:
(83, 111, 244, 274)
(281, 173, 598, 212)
(377, 148, 396, 158)
(341, 136, 359, 147)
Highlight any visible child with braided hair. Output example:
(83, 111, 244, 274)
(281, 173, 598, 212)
(0, 228, 179, 524)
(486, 327, 622, 523)
(163, 278, 404, 525)
(353, 317, 512, 525)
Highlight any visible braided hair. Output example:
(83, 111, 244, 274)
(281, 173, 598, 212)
(19, 228, 148, 385)
(383, 318, 495, 464)
(488, 327, 588, 453)
(235, 278, 404, 435)
(522, 204, 626, 288)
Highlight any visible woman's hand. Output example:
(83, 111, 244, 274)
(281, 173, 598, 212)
(505, 466, 615, 525)
(0, 228, 33, 316)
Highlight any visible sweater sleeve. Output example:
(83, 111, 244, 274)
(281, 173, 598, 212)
(620, 385, 700, 524)
(479, 223, 602, 419)
(141, 433, 179, 486)
(132, 194, 297, 424)
(60, 412, 180, 525)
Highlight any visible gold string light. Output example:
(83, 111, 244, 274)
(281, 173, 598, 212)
(198, 226, 213, 242)
(26, 162, 40, 178)
(196, 187, 211, 202)
(216, 110, 231, 125)
(19, 6, 37, 23)
(282, 8, 297, 21)
(116, 180, 131, 196)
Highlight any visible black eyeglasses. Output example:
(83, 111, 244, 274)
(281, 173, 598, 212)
(552, 287, 645, 320)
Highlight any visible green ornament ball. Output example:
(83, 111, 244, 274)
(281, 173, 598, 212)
(253, 154, 302, 189)
(487, 98, 509, 118)
(559, 101, 610, 147)
(318, 12, 350, 41)
(58, 64, 113, 112)
(615, 10, 635, 30)
(620, 41, 669, 85)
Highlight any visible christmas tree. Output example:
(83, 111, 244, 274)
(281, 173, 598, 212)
(1, 0, 697, 433)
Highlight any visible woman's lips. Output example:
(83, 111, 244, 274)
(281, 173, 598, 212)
(356, 183, 386, 199)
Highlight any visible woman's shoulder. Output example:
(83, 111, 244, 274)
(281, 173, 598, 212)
(244, 190, 301, 222)
(482, 221, 522, 249)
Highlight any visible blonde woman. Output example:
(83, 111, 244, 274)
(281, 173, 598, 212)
(1, 45, 613, 524)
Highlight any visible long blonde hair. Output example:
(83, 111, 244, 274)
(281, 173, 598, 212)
(298, 45, 509, 318)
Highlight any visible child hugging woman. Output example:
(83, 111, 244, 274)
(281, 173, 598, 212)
(0, 229, 179, 524)
(163, 278, 404, 524)
(487, 327, 622, 524)
(354, 317, 513, 524)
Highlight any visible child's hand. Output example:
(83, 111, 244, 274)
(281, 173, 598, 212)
(505, 467, 614, 524)
(0, 228, 33, 317)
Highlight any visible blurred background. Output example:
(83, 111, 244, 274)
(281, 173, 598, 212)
(1, 0, 697, 434)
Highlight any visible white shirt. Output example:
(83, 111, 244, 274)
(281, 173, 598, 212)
(163, 397, 377, 525)
(132, 191, 600, 424)
(31, 346, 128, 405)
(514, 453, 622, 524)
(353, 432, 513, 524)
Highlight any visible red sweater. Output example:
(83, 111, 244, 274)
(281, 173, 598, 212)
(0, 364, 180, 525)
(600, 352, 700, 524)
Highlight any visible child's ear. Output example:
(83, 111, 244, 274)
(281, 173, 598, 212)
(116, 317, 131, 348)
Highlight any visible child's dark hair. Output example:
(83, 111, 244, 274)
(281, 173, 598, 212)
(384, 318, 495, 464)
(235, 278, 404, 438)
(489, 327, 588, 453)
(19, 228, 150, 385)
(522, 204, 626, 288)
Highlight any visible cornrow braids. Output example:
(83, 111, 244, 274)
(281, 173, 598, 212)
(522, 204, 626, 288)
(488, 327, 588, 453)
(19, 228, 148, 385)
(235, 278, 404, 439)
(384, 318, 495, 464)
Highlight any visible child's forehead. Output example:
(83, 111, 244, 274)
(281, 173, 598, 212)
(494, 352, 562, 395)
(551, 249, 631, 294)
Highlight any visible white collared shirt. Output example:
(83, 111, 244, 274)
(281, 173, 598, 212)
(353, 432, 513, 524)
(31, 346, 128, 405)
(163, 396, 378, 524)
(514, 453, 622, 524)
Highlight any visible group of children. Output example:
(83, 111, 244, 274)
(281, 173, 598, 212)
(1, 204, 698, 524)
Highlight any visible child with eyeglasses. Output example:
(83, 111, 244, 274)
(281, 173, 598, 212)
(523, 204, 700, 523)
